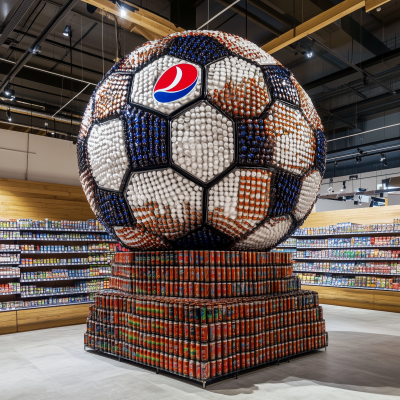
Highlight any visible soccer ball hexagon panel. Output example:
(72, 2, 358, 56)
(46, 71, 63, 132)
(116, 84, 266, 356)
(77, 30, 326, 251)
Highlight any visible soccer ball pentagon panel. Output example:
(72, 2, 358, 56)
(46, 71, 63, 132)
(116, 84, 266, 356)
(77, 30, 326, 251)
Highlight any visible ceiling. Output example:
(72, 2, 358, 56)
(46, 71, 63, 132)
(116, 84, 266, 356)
(1, 0, 400, 177)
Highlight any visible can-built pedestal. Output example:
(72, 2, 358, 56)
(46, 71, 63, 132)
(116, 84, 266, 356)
(84, 250, 328, 386)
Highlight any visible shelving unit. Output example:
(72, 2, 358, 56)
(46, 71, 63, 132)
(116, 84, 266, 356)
(274, 218, 400, 301)
(0, 220, 119, 315)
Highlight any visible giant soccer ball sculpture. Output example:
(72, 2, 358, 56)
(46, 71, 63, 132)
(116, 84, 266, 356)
(77, 31, 326, 251)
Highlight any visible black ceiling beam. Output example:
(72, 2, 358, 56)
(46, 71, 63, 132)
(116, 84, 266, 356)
(0, 0, 80, 93)
(308, 36, 395, 95)
(0, 0, 37, 47)
(11, 27, 114, 64)
(48, 22, 98, 72)
(10, 83, 88, 107)
(309, 0, 390, 56)
(317, 106, 357, 129)
(214, 0, 282, 36)
(247, 0, 293, 27)
(0, 61, 94, 97)
(303, 46, 400, 91)
(327, 137, 400, 155)
(329, 89, 400, 115)
(8, 45, 104, 77)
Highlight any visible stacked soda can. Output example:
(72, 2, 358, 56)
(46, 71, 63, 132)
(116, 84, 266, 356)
(110, 250, 299, 298)
(85, 250, 327, 382)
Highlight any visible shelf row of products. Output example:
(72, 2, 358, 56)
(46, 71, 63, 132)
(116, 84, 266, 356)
(0, 231, 114, 240)
(20, 255, 113, 266)
(294, 262, 400, 275)
(295, 273, 400, 290)
(294, 221, 400, 236)
(0, 218, 122, 307)
(0, 282, 20, 294)
(0, 295, 94, 311)
(20, 243, 119, 252)
(0, 254, 20, 263)
(21, 279, 109, 296)
(295, 236, 400, 248)
(20, 266, 111, 281)
(0, 267, 20, 278)
(0, 218, 104, 231)
(294, 249, 400, 259)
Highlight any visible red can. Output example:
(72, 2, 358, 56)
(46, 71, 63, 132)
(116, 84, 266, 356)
(196, 361, 201, 379)
(215, 322, 221, 340)
(178, 357, 183, 374)
(201, 324, 208, 342)
(201, 362, 210, 379)
(209, 341, 216, 360)
(216, 341, 222, 359)
(216, 359, 223, 376)
(223, 357, 229, 374)
(201, 343, 209, 361)
(194, 282, 200, 298)
(196, 341, 201, 361)
(189, 360, 195, 377)
(209, 323, 215, 341)
(183, 358, 189, 376)
(210, 360, 217, 377)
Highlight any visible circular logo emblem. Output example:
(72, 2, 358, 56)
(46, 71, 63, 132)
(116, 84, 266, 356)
(153, 64, 198, 103)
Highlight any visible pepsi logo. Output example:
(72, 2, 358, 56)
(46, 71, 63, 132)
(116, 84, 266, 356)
(153, 64, 198, 104)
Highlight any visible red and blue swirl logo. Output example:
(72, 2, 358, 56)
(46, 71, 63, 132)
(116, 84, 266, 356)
(153, 64, 198, 103)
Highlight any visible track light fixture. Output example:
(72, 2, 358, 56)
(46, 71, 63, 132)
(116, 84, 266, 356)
(356, 155, 362, 163)
(6, 108, 12, 122)
(357, 148, 364, 155)
(306, 47, 313, 58)
(3, 85, 15, 100)
(63, 25, 72, 37)
(341, 181, 346, 192)
(327, 178, 334, 193)
(380, 153, 386, 162)
(384, 159, 387, 167)
(30, 44, 42, 54)
(334, 160, 337, 167)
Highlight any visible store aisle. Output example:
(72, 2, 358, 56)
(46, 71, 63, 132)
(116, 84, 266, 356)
(1, 305, 399, 400)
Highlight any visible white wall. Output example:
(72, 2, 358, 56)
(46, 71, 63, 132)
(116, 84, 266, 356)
(0, 128, 80, 186)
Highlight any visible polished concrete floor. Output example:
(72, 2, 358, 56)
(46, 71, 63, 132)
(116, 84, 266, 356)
(1, 305, 400, 400)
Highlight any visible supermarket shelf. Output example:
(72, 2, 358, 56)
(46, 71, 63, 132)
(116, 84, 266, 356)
(20, 290, 100, 298)
(20, 262, 111, 267)
(0, 228, 105, 233)
(300, 283, 399, 291)
(294, 270, 400, 276)
(20, 275, 110, 283)
(296, 246, 400, 249)
(0, 262, 20, 265)
(294, 258, 400, 261)
(0, 300, 94, 313)
(20, 250, 115, 254)
(275, 245, 297, 248)
(0, 249, 20, 253)
(294, 231, 400, 238)
(0, 275, 20, 279)
(0, 238, 117, 242)
(0, 291, 20, 295)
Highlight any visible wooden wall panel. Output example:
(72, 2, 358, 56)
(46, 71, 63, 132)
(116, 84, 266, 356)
(303, 285, 400, 313)
(0, 178, 95, 221)
(0, 311, 17, 334)
(16, 304, 90, 332)
(302, 205, 400, 228)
